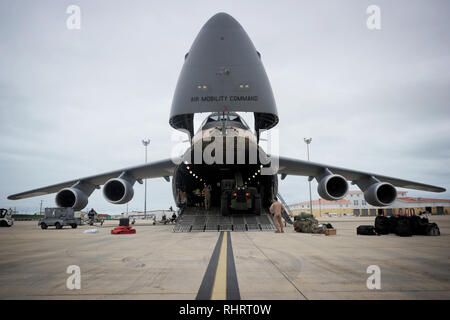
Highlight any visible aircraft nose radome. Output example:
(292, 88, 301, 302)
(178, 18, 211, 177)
(170, 12, 279, 132)
(203, 12, 242, 29)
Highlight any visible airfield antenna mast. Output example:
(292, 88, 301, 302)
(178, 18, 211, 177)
(304, 138, 313, 217)
(142, 139, 151, 219)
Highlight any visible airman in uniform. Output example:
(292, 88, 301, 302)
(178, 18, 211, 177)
(269, 197, 284, 233)
(203, 184, 212, 210)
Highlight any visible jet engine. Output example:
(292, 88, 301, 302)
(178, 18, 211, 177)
(316, 171, 349, 201)
(103, 173, 135, 204)
(363, 182, 397, 207)
(55, 187, 89, 211)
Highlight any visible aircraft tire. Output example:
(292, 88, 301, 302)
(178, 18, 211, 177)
(220, 195, 229, 216)
(254, 196, 261, 215)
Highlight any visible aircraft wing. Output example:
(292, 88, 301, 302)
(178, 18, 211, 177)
(7, 158, 177, 200)
(277, 156, 446, 193)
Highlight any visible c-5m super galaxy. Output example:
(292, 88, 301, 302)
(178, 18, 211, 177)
(8, 13, 446, 224)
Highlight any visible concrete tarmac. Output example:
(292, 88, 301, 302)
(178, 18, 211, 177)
(0, 216, 449, 299)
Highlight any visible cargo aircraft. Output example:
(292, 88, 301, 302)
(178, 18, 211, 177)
(8, 13, 446, 216)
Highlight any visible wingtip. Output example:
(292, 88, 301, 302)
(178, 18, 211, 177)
(7, 193, 23, 200)
(431, 186, 446, 193)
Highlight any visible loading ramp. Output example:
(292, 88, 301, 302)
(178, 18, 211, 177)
(173, 206, 276, 232)
(277, 193, 294, 225)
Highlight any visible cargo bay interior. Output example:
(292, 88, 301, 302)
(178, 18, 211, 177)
(172, 162, 278, 210)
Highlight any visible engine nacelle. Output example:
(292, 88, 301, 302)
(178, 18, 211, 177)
(363, 182, 397, 206)
(317, 173, 349, 201)
(55, 187, 88, 211)
(103, 178, 134, 204)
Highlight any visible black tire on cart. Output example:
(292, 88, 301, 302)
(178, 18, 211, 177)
(119, 218, 130, 227)
(71, 224, 77, 229)
(253, 196, 261, 215)
(55, 222, 62, 229)
(220, 194, 229, 216)
(41, 222, 48, 230)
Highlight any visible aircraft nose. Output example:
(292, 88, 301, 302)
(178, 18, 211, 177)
(203, 12, 242, 30)
(170, 12, 279, 133)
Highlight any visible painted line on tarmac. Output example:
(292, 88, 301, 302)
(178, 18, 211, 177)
(196, 232, 223, 300)
(196, 231, 240, 300)
(225, 230, 240, 300)
(210, 231, 228, 299)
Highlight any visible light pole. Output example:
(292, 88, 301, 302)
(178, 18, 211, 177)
(319, 198, 321, 217)
(142, 139, 150, 219)
(304, 137, 313, 216)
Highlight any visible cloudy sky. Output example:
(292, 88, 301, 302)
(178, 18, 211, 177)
(1, 0, 449, 214)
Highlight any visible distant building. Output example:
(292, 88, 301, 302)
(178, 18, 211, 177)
(289, 190, 450, 217)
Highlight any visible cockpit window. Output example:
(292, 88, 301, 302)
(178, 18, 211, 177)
(200, 113, 250, 130)
(207, 114, 239, 122)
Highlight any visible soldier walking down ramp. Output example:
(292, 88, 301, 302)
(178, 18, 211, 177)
(203, 184, 212, 210)
(270, 197, 284, 233)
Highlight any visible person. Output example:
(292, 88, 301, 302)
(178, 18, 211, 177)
(281, 207, 292, 227)
(88, 208, 97, 219)
(269, 197, 284, 233)
(171, 212, 177, 223)
(180, 191, 187, 207)
(203, 184, 212, 210)
(87, 208, 97, 225)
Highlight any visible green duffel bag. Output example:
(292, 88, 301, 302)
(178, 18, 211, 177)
(296, 217, 319, 233)
(295, 212, 313, 220)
